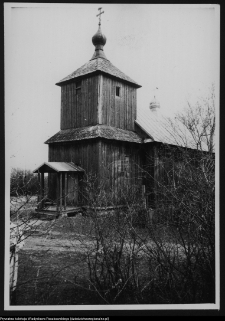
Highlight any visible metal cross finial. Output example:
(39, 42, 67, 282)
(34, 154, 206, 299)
(96, 7, 104, 26)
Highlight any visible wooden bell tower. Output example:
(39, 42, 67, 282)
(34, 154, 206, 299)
(45, 8, 143, 205)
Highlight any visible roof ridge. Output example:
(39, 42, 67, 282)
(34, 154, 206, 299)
(56, 57, 141, 87)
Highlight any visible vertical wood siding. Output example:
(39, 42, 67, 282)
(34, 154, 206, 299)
(98, 140, 143, 203)
(49, 141, 99, 174)
(60, 75, 99, 130)
(144, 143, 170, 208)
(48, 140, 99, 203)
(60, 74, 137, 131)
(48, 139, 143, 205)
(144, 143, 156, 207)
(144, 143, 183, 209)
(101, 76, 137, 130)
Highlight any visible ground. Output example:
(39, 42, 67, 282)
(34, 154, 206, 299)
(9, 200, 215, 305)
(13, 215, 186, 306)
(9, 197, 108, 305)
(15, 215, 107, 305)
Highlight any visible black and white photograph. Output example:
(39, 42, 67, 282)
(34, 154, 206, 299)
(5, 3, 219, 311)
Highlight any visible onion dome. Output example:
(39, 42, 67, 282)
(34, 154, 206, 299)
(91, 25, 107, 60)
(92, 26, 106, 47)
(149, 96, 160, 112)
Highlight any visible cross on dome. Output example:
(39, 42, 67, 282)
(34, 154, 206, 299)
(96, 7, 104, 26)
(91, 8, 107, 60)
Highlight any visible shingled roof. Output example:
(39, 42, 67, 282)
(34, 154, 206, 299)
(56, 58, 141, 88)
(45, 125, 142, 144)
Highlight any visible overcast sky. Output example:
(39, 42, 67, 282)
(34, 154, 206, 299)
(5, 3, 219, 171)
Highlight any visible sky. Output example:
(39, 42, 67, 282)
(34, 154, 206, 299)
(5, 3, 220, 171)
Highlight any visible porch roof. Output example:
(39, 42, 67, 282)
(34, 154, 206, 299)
(33, 162, 85, 173)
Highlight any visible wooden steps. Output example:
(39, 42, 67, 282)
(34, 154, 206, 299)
(35, 206, 83, 220)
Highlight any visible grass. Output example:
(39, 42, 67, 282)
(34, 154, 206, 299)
(16, 250, 105, 305)
(11, 211, 215, 305)
(14, 215, 151, 305)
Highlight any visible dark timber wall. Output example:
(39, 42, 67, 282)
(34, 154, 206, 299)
(98, 140, 143, 202)
(144, 142, 191, 208)
(60, 75, 99, 130)
(48, 138, 143, 204)
(60, 74, 137, 131)
(144, 143, 157, 207)
(101, 76, 137, 131)
(48, 140, 99, 202)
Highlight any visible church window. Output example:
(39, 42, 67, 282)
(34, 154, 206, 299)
(116, 86, 120, 97)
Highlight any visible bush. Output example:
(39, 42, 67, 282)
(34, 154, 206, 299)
(83, 147, 215, 304)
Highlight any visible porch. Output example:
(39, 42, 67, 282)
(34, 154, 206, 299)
(33, 162, 85, 219)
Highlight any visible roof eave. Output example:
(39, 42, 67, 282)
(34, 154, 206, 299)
(45, 136, 142, 144)
(56, 70, 142, 88)
(33, 162, 85, 173)
(33, 162, 61, 173)
(45, 125, 143, 144)
(55, 72, 99, 87)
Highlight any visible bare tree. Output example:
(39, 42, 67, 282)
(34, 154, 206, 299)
(175, 84, 215, 152)
(138, 86, 216, 303)
(9, 168, 54, 305)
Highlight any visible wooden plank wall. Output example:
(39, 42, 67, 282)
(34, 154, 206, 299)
(60, 74, 137, 131)
(49, 141, 99, 174)
(144, 143, 179, 209)
(48, 139, 143, 205)
(98, 140, 143, 203)
(48, 141, 99, 203)
(101, 76, 137, 131)
(143, 143, 156, 208)
(60, 75, 99, 130)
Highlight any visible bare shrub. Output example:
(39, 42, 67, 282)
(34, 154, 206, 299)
(81, 177, 149, 303)
(142, 144, 215, 303)
(82, 87, 215, 303)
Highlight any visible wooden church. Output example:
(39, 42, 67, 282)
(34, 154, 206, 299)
(33, 9, 201, 216)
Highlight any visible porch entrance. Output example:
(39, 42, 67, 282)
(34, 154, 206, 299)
(33, 162, 84, 217)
